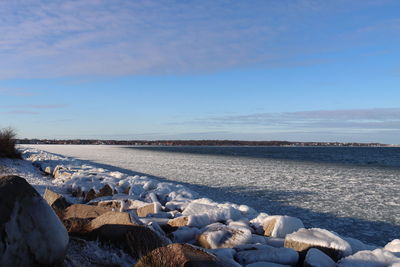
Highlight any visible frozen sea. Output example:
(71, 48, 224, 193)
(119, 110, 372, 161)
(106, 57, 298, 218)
(24, 145, 400, 246)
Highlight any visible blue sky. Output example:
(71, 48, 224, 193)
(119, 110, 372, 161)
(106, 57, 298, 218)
(0, 0, 399, 143)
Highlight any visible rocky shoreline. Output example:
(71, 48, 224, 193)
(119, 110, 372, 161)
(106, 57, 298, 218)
(0, 147, 399, 266)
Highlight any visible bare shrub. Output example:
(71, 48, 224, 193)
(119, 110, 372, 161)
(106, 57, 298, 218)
(0, 127, 21, 158)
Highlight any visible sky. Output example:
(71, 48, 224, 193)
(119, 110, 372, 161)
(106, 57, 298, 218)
(0, 0, 399, 143)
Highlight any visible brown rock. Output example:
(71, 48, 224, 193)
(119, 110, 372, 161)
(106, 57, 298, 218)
(135, 243, 220, 267)
(84, 211, 139, 232)
(62, 204, 111, 233)
(168, 216, 189, 227)
(43, 188, 70, 218)
(98, 184, 113, 198)
(63, 204, 111, 220)
(137, 203, 157, 217)
(84, 188, 97, 202)
(94, 200, 122, 210)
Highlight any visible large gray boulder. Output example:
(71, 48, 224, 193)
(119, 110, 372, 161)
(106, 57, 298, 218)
(0, 175, 69, 266)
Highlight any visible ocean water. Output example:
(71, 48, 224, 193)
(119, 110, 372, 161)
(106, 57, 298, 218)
(26, 145, 400, 245)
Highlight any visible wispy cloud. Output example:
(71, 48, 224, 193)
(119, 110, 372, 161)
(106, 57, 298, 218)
(189, 108, 400, 133)
(0, 103, 68, 116)
(0, 88, 38, 96)
(0, 110, 39, 115)
(0, 0, 398, 78)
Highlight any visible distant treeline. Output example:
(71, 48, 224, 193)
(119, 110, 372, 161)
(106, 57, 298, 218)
(17, 139, 387, 147)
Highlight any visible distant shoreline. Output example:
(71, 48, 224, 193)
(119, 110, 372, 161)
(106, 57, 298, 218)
(17, 139, 398, 147)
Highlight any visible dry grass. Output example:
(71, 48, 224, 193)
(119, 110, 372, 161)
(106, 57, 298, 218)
(0, 128, 21, 159)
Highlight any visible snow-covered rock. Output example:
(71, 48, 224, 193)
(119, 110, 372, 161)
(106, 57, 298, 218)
(182, 200, 243, 227)
(197, 223, 252, 249)
(304, 248, 336, 267)
(0, 175, 69, 266)
(385, 239, 400, 255)
(235, 244, 299, 266)
(284, 228, 352, 261)
(337, 248, 400, 267)
(263, 215, 304, 238)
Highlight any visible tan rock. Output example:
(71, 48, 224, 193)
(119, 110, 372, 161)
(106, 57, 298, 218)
(62, 204, 111, 233)
(63, 204, 111, 220)
(263, 218, 277, 236)
(94, 200, 122, 210)
(168, 216, 189, 227)
(85, 211, 138, 232)
(135, 243, 219, 267)
(137, 203, 157, 217)
(43, 188, 70, 218)
(44, 166, 53, 176)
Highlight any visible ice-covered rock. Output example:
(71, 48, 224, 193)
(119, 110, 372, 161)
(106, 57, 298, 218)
(0, 175, 69, 266)
(234, 244, 299, 266)
(263, 215, 304, 238)
(284, 228, 352, 261)
(135, 243, 220, 267)
(197, 223, 252, 249)
(385, 239, 400, 255)
(182, 201, 242, 227)
(250, 212, 270, 234)
(304, 248, 336, 267)
(337, 248, 400, 267)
